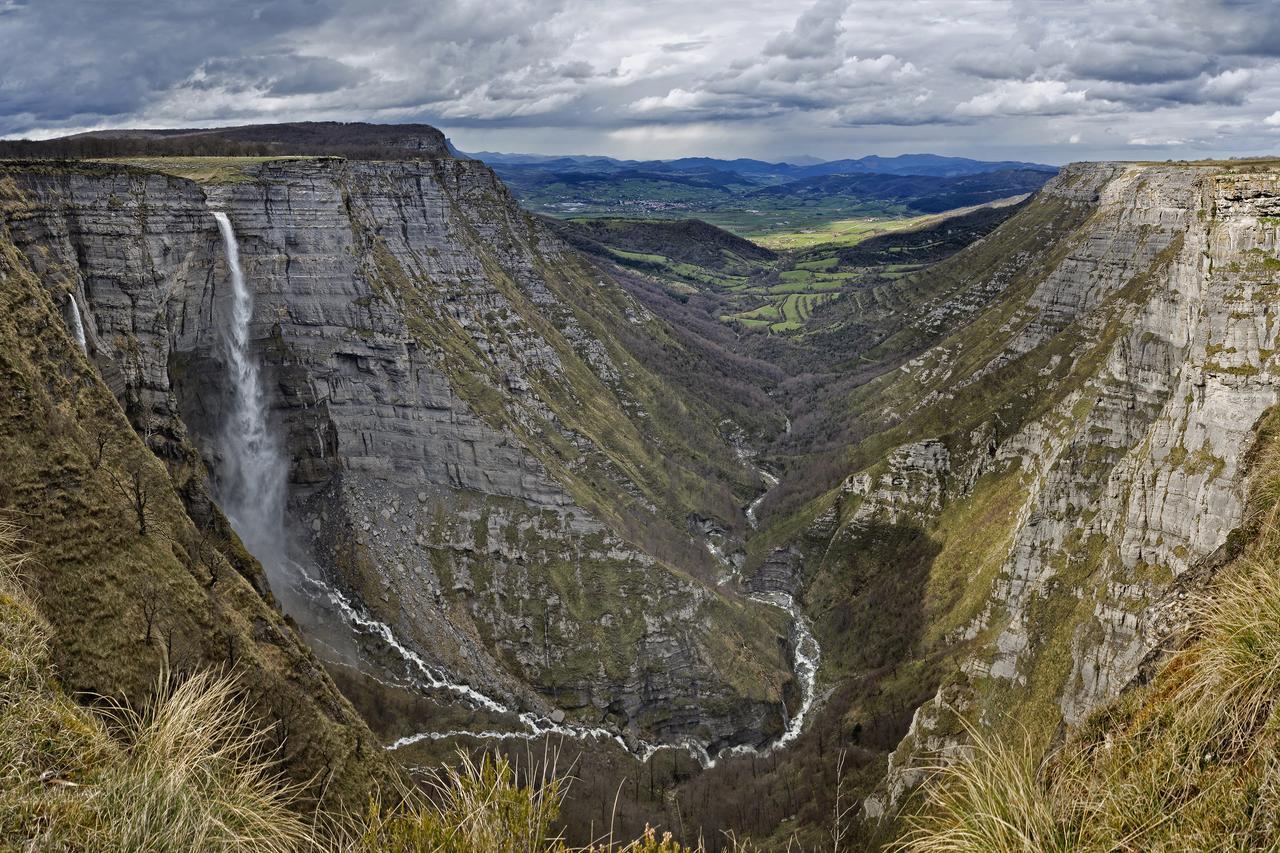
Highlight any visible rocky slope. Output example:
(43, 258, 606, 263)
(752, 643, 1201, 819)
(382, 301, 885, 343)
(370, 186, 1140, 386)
(0, 155, 795, 763)
(0, 169, 392, 805)
(726, 159, 1280, 821)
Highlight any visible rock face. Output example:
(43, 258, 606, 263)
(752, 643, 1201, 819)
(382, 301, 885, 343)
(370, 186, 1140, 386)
(749, 161, 1280, 817)
(0, 158, 793, 754)
(0, 168, 392, 804)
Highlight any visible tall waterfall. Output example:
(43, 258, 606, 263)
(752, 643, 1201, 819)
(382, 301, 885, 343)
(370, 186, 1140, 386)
(203, 210, 821, 769)
(211, 211, 288, 577)
(67, 295, 87, 350)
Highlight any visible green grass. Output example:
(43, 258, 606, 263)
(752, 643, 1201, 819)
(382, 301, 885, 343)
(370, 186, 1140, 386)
(749, 196, 1027, 251)
(91, 156, 319, 184)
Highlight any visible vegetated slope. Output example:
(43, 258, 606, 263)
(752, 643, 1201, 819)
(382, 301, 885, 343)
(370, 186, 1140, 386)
(0, 519, 315, 850)
(726, 159, 1280, 841)
(550, 217, 777, 274)
(901, 406, 1280, 850)
(566, 201, 1021, 366)
(0, 154, 795, 778)
(0, 191, 392, 806)
(0, 121, 451, 159)
(743, 168, 1054, 213)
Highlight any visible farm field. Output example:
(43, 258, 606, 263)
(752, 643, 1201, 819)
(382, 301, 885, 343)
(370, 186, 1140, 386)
(749, 194, 1029, 250)
(552, 195, 1026, 336)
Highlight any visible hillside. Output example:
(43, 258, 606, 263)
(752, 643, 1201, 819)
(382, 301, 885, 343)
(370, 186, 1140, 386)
(738, 159, 1280, 840)
(558, 202, 1021, 344)
(487, 151, 1056, 234)
(6, 127, 1280, 849)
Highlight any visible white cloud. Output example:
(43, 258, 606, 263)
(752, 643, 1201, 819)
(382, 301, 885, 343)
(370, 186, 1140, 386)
(955, 80, 1095, 117)
(1127, 135, 1189, 146)
(1198, 68, 1254, 103)
(3, 0, 1280, 161)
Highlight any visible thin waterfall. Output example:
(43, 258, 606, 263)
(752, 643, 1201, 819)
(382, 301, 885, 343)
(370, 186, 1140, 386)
(204, 209, 821, 767)
(211, 211, 289, 580)
(67, 295, 87, 350)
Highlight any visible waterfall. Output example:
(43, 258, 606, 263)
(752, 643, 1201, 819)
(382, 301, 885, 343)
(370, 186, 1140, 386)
(211, 211, 289, 579)
(202, 211, 822, 768)
(67, 295, 87, 350)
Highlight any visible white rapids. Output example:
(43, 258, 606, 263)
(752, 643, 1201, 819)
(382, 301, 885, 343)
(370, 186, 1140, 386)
(745, 468, 779, 530)
(209, 210, 820, 769)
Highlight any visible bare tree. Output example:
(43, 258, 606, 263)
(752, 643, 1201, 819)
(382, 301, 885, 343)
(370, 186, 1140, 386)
(165, 521, 219, 587)
(108, 457, 152, 536)
(137, 580, 161, 644)
(90, 428, 112, 470)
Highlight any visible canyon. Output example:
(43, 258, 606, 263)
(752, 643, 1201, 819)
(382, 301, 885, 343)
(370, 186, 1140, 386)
(2, 133, 1280, 847)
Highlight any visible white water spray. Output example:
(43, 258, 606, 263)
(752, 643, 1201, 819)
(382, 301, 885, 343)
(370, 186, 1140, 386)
(206, 213, 821, 768)
(67, 295, 87, 350)
(211, 211, 289, 577)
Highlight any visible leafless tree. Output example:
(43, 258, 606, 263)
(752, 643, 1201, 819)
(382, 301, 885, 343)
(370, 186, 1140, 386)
(137, 580, 161, 644)
(108, 456, 152, 536)
(90, 428, 112, 470)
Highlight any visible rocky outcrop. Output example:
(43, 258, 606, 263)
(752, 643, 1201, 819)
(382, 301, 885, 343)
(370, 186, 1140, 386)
(0, 176, 393, 805)
(783, 162, 1280, 817)
(0, 157, 793, 753)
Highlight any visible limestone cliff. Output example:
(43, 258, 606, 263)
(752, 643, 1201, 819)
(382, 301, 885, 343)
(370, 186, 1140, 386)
(754, 160, 1280, 818)
(0, 168, 392, 805)
(0, 156, 794, 760)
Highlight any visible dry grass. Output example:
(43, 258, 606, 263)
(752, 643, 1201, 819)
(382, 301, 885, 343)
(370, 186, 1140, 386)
(896, 425, 1280, 852)
(352, 750, 569, 852)
(0, 512, 743, 851)
(80, 671, 315, 852)
(0, 515, 309, 850)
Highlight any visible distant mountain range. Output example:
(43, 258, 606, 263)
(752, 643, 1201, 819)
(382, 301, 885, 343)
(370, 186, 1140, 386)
(459, 149, 1057, 179)
(464, 147, 1059, 232)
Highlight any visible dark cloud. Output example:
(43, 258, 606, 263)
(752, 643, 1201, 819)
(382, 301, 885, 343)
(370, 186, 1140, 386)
(0, 0, 1276, 161)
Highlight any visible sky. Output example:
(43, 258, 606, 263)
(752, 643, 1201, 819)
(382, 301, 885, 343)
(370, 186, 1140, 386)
(2, 0, 1279, 164)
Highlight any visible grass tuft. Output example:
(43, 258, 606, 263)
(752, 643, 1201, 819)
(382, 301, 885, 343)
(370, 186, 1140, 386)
(896, 420, 1280, 851)
(82, 671, 314, 852)
(354, 750, 568, 852)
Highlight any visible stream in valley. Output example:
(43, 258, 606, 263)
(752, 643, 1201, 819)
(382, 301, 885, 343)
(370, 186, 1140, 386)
(211, 208, 820, 768)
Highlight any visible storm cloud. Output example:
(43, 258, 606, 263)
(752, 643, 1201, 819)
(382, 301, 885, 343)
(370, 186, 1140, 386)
(2, 0, 1278, 161)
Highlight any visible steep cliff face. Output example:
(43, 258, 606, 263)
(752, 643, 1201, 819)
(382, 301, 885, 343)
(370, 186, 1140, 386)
(0, 157, 794, 756)
(0, 168, 392, 805)
(16, 147, 1274, 843)
(753, 161, 1280, 817)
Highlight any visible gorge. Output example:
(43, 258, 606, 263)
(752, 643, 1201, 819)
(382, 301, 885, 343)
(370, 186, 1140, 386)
(3, 128, 1280, 848)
